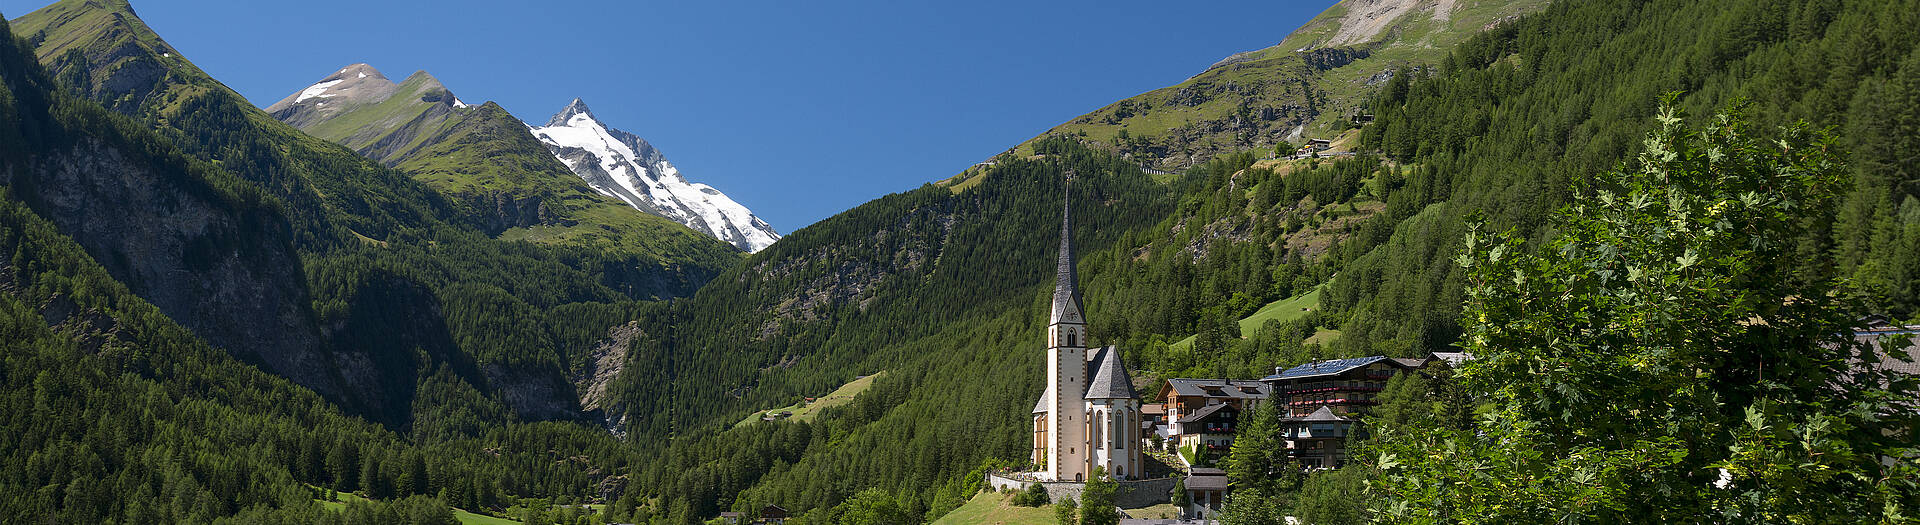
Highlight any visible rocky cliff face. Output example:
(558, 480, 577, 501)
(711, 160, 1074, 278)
(3, 137, 346, 400)
(573, 320, 640, 414)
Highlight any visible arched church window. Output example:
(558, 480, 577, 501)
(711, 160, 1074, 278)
(1091, 411, 1103, 447)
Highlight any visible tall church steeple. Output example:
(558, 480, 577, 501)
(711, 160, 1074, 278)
(1041, 172, 1091, 481)
(1049, 174, 1087, 346)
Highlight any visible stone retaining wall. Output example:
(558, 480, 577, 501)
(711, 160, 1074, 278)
(985, 473, 1178, 509)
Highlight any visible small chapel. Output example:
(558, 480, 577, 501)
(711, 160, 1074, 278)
(1030, 178, 1142, 481)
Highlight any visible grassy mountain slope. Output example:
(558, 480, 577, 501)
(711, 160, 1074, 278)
(1325, 0, 1920, 351)
(972, 0, 1546, 174)
(601, 143, 1169, 522)
(8, 0, 733, 429)
(0, 18, 633, 521)
(596, 138, 1405, 522)
(605, 0, 1920, 523)
(286, 69, 459, 156)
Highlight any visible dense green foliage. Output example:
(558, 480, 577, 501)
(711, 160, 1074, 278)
(1016, 0, 1550, 172)
(0, 12, 648, 523)
(1205, 0, 1920, 521)
(1340, 0, 1920, 351)
(10, 0, 1920, 523)
(1077, 470, 1117, 525)
(8, 0, 738, 433)
(602, 141, 1171, 522)
(1371, 104, 1919, 522)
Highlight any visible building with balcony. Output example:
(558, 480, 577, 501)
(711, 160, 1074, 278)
(1260, 356, 1427, 418)
(1172, 401, 1242, 454)
(1259, 356, 1429, 468)
(1156, 378, 1268, 451)
(1278, 406, 1355, 468)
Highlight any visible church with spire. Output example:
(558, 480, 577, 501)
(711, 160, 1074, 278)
(1031, 176, 1142, 481)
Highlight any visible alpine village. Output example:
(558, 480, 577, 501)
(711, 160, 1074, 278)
(1, 0, 1917, 524)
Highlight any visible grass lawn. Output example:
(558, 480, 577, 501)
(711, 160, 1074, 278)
(1127, 502, 1182, 520)
(932, 491, 1057, 525)
(1171, 286, 1323, 351)
(737, 371, 887, 427)
(453, 509, 520, 525)
(311, 485, 522, 524)
(1236, 287, 1322, 335)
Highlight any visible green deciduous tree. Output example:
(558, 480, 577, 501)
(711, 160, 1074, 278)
(832, 488, 911, 525)
(1372, 100, 1920, 522)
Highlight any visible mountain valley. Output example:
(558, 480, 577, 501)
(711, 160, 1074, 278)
(3, 0, 1919, 523)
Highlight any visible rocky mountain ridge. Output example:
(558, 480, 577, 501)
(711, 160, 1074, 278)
(264, 64, 780, 253)
(531, 99, 781, 253)
(981, 0, 1547, 175)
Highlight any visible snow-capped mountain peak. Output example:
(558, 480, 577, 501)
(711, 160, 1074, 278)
(546, 98, 598, 127)
(528, 99, 780, 252)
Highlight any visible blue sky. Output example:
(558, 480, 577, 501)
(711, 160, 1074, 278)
(30, 0, 1335, 232)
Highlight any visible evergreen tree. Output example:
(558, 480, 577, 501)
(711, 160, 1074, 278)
(1079, 467, 1118, 525)
(1054, 495, 1078, 525)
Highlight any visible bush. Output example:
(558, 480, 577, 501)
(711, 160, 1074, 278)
(1054, 496, 1079, 525)
(1012, 482, 1051, 507)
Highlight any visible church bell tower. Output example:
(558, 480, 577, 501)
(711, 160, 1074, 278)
(1044, 174, 1089, 482)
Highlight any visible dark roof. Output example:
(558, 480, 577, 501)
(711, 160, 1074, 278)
(1033, 385, 1052, 414)
(1085, 346, 1138, 399)
(1189, 467, 1226, 476)
(1164, 378, 1270, 400)
(1263, 355, 1430, 382)
(1263, 356, 1390, 381)
(1855, 327, 1920, 376)
(1051, 177, 1084, 324)
(1185, 472, 1228, 491)
(1177, 402, 1236, 424)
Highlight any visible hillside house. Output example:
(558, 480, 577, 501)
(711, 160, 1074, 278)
(1173, 402, 1242, 454)
(1159, 379, 1267, 452)
(1278, 406, 1355, 468)
(1260, 356, 1427, 418)
(1258, 356, 1431, 468)
(1183, 467, 1229, 519)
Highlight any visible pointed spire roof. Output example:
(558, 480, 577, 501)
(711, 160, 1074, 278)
(1050, 174, 1086, 326)
(1085, 346, 1137, 400)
